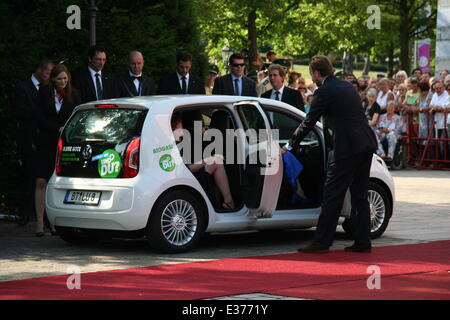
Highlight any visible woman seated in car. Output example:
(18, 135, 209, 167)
(375, 100, 403, 161)
(171, 112, 235, 210)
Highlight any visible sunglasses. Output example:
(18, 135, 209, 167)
(231, 63, 245, 67)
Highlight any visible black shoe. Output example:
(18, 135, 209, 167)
(35, 232, 45, 237)
(344, 243, 372, 253)
(17, 214, 30, 226)
(297, 240, 330, 253)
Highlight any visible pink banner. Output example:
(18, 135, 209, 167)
(418, 39, 430, 73)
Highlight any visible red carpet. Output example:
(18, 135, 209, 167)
(0, 240, 449, 300)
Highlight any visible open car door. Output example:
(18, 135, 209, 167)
(233, 101, 283, 218)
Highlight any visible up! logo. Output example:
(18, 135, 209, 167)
(98, 150, 122, 178)
(159, 154, 175, 172)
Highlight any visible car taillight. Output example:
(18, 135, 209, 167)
(55, 137, 63, 176)
(123, 137, 140, 178)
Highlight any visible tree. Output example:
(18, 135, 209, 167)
(193, 0, 303, 72)
(378, 0, 437, 73)
(0, 0, 206, 213)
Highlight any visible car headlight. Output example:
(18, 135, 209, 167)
(374, 154, 388, 170)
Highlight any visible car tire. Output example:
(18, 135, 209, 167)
(342, 181, 391, 240)
(147, 190, 207, 253)
(55, 226, 100, 245)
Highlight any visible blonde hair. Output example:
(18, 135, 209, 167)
(268, 64, 286, 78)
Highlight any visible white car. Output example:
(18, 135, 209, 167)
(46, 95, 395, 252)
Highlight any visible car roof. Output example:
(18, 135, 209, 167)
(80, 94, 296, 108)
(75, 95, 313, 124)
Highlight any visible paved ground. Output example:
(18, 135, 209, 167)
(0, 169, 449, 299)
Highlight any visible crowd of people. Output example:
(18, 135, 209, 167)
(12, 45, 450, 234)
(346, 68, 450, 164)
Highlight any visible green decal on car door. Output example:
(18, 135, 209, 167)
(159, 154, 175, 172)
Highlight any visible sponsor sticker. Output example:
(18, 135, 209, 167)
(153, 144, 174, 154)
(98, 149, 122, 178)
(61, 153, 80, 162)
(159, 154, 175, 172)
(92, 153, 110, 162)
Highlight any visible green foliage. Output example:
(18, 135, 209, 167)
(194, 0, 437, 74)
(0, 0, 206, 213)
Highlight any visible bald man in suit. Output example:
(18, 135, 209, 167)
(116, 51, 155, 97)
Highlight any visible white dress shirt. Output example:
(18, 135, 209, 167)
(88, 67, 102, 99)
(31, 74, 40, 91)
(177, 72, 189, 93)
(270, 85, 285, 101)
(129, 71, 142, 95)
(54, 89, 63, 114)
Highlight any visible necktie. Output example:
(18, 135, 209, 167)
(57, 89, 66, 103)
(234, 78, 240, 96)
(181, 76, 187, 94)
(95, 73, 103, 100)
(275, 90, 280, 101)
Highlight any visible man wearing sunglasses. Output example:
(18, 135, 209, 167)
(212, 53, 257, 97)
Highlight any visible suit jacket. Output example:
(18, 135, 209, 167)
(35, 85, 81, 150)
(115, 72, 156, 97)
(158, 72, 205, 95)
(261, 86, 305, 111)
(72, 67, 115, 103)
(13, 78, 39, 154)
(289, 75, 377, 161)
(212, 74, 257, 97)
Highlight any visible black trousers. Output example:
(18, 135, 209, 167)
(313, 150, 373, 246)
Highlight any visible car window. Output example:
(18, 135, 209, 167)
(237, 105, 267, 145)
(263, 107, 319, 145)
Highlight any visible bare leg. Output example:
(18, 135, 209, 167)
(35, 178, 47, 233)
(204, 155, 234, 209)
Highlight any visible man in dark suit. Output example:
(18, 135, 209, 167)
(12, 59, 54, 225)
(158, 51, 205, 95)
(283, 55, 378, 253)
(116, 51, 155, 97)
(212, 53, 257, 97)
(261, 63, 304, 111)
(72, 46, 115, 103)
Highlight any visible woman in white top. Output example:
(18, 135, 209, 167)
(376, 79, 395, 114)
(376, 101, 403, 160)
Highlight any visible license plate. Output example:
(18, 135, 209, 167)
(64, 190, 102, 206)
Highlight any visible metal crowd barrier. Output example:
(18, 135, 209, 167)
(403, 110, 450, 170)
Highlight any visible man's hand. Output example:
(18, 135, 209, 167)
(281, 147, 288, 155)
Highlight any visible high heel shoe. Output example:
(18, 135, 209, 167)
(222, 202, 235, 210)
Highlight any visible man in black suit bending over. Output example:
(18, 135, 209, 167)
(158, 51, 205, 95)
(13, 59, 55, 225)
(116, 51, 155, 97)
(213, 53, 257, 97)
(282, 55, 378, 253)
(261, 64, 304, 111)
(72, 46, 115, 103)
